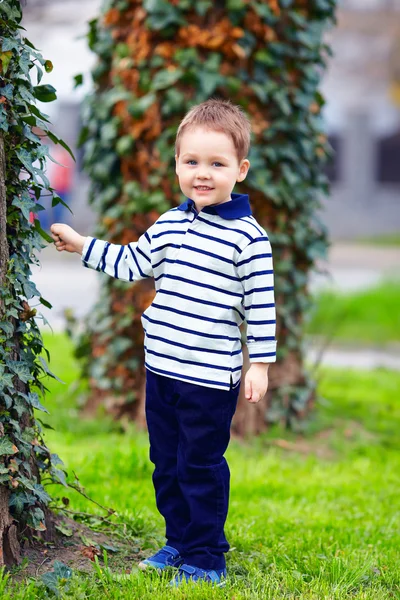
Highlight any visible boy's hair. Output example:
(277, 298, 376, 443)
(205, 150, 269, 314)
(175, 98, 251, 162)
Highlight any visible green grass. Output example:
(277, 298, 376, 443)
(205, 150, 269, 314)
(306, 280, 400, 346)
(355, 233, 400, 247)
(2, 332, 400, 599)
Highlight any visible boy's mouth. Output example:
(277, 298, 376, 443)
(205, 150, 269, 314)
(194, 186, 214, 191)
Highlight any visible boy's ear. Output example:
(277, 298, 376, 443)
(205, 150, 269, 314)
(237, 159, 250, 182)
(175, 153, 179, 174)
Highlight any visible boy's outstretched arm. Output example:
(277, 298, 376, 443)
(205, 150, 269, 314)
(236, 235, 277, 403)
(50, 223, 153, 282)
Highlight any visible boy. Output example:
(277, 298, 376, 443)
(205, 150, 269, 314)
(50, 98, 277, 587)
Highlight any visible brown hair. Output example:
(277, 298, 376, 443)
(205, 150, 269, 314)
(175, 98, 251, 162)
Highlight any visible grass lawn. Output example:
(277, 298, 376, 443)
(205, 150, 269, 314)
(2, 332, 399, 599)
(306, 280, 400, 346)
(355, 233, 400, 247)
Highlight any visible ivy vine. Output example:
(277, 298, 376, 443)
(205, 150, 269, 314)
(0, 1, 73, 532)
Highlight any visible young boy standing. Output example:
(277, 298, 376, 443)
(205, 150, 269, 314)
(50, 98, 277, 587)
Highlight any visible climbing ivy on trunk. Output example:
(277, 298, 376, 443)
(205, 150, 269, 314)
(0, 0, 72, 565)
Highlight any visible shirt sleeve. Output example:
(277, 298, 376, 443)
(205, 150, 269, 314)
(236, 235, 277, 363)
(81, 229, 153, 282)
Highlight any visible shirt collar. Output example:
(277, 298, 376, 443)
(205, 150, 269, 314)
(177, 193, 252, 220)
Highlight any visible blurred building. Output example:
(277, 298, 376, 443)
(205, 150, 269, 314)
(22, 0, 400, 239)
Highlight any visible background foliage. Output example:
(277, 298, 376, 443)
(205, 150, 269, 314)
(72, 0, 336, 428)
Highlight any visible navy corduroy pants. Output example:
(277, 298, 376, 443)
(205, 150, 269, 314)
(145, 368, 240, 571)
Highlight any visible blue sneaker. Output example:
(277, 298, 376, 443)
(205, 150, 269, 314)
(138, 545, 183, 571)
(170, 564, 227, 587)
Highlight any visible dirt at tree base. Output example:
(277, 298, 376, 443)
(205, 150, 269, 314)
(10, 512, 145, 583)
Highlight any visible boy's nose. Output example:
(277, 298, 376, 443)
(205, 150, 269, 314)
(197, 170, 211, 179)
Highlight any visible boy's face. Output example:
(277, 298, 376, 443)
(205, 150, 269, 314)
(175, 126, 250, 212)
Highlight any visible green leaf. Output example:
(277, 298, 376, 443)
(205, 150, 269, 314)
(74, 73, 84, 88)
(33, 84, 57, 103)
(33, 218, 53, 243)
(37, 356, 65, 384)
(39, 296, 52, 309)
(46, 131, 76, 161)
(50, 466, 68, 487)
(0, 437, 18, 456)
(9, 491, 29, 514)
(0, 321, 14, 336)
(55, 524, 73, 537)
(32, 483, 52, 504)
(5, 360, 33, 384)
(28, 392, 49, 414)
(128, 92, 156, 118)
(27, 506, 47, 531)
(12, 193, 37, 221)
(150, 69, 183, 91)
(0, 51, 12, 74)
(197, 71, 221, 97)
(116, 135, 134, 156)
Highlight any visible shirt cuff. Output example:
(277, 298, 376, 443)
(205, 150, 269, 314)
(81, 236, 104, 270)
(247, 341, 277, 363)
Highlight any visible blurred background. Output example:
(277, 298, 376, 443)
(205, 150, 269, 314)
(24, 0, 400, 368)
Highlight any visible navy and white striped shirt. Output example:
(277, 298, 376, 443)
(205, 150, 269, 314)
(81, 193, 277, 390)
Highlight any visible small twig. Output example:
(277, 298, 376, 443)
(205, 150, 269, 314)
(53, 507, 116, 527)
(35, 556, 51, 578)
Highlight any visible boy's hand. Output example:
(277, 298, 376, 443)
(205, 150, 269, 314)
(244, 363, 270, 403)
(50, 223, 86, 255)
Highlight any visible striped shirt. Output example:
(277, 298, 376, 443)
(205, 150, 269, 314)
(81, 192, 277, 391)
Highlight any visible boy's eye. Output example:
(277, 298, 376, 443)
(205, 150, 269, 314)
(186, 160, 224, 167)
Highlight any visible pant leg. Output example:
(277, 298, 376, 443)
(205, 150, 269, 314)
(175, 378, 240, 571)
(145, 369, 190, 553)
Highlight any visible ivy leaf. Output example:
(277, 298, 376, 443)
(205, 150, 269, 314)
(0, 437, 19, 457)
(39, 296, 53, 309)
(9, 491, 29, 514)
(150, 68, 184, 91)
(38, 356, 65, 384)
(16, 474, 35, 491)
(41, 561, 73, 596)
(74, 73, 84, 88)
(5, 360, 33, 384)
(27, 506, 47, 531)
(0, 51, 13, 74)
(0, 321, 14, 336)
(2, 83, 14, 100)
(33, 84, 57, 103)
(55, 524, 73, 537)
(27, 392, 49, 414)
(12, 396, 29, 418)
(197, 71, 221, 97)
(46, 130, 75, 161)
(32, 218, 53, 244)
(50, 453, 64, 467)
(50, 466, 68, 487)
(12, 193, 37, 221)
(32, 483, 52, 504)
